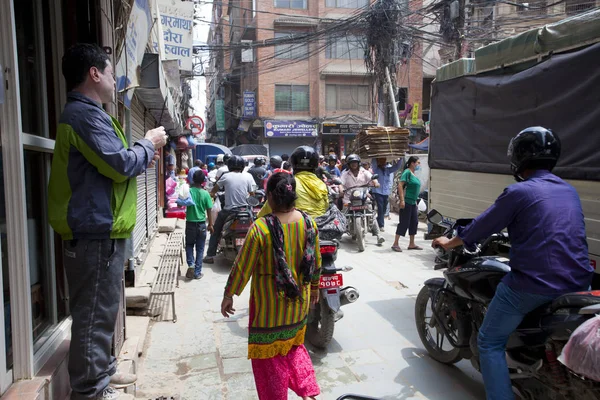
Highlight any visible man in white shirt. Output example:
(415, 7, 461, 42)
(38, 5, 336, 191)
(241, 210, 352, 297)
(341, 154, 379, 206)
(215, 154, 231, 181)
(204, 155, 254, 263)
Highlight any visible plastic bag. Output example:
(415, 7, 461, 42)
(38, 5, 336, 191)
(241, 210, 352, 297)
(178, 183, 190, 199)
(417, 198, 427, 212)
(558, 314, 600, 380)
(166, 177, 177, 196)
(315, 204, 347, 241)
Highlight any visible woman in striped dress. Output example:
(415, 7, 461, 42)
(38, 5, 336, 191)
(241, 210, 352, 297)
(221, 172, 321, 399)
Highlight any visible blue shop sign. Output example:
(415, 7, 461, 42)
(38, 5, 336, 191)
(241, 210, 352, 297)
(264, 120, 318, 138)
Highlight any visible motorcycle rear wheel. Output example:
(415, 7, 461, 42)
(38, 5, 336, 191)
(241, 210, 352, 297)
(415, 286, 462, 365)
(307, 298, 336, 348)
(355, 219, 365, 252)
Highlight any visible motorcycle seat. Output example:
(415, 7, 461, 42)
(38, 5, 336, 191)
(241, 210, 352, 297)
(546, 291, 600, 313)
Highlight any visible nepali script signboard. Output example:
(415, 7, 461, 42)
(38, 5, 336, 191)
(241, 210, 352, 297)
(156, 0, 194, 71)
(264, 120, 319, 138)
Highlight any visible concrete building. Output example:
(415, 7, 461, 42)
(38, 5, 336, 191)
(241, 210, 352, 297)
(205, 0, 425, 157)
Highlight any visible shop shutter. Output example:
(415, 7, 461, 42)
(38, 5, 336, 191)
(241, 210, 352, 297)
(131, 97, 147, 259)
(144, 111, 158, 237)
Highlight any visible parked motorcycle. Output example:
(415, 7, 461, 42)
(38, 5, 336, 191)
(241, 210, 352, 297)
(306, 239, 359, 348)
(344, 174, 383, 252)
(218, 197, 259, 262)
(415, 209, 600, 399)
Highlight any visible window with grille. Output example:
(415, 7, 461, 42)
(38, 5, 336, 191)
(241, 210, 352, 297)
(275, 0, 307, 8)
(325, 0, 368, 8)
(274, 32, 309, 59)
(326, 35, 365, 59)
(565, 0, 594, 15)
(275, 85, 310, 111)
(326, 85, 369, 111)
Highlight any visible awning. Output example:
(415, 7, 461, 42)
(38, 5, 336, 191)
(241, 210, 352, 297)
(273, 17, 318, 26)
(409, 137, 429, 151)
(232, 144, 268, 156)
(320, 66, 372, 77)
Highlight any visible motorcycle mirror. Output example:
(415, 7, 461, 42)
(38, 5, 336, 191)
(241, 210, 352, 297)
(342, 266, 353, 272)
(371, 174, 379, 180)
(427, 209, 444, 225)
(247, 197, 260, 207)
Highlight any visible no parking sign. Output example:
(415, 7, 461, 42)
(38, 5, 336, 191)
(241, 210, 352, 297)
(186, 115, 204, 136)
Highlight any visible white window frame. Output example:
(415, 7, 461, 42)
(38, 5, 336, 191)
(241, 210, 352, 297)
(0, 0, 70, 389)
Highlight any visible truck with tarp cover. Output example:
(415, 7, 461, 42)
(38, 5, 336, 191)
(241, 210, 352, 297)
(428, 9, 600, 284)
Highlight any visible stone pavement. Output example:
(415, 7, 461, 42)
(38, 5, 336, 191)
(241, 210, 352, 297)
(135, 216, 486, 400)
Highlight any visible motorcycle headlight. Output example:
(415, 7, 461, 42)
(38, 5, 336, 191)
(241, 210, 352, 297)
(352, 190, 361, 197)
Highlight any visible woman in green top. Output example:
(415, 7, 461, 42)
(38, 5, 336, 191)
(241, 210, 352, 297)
(392, 156, 422, 252)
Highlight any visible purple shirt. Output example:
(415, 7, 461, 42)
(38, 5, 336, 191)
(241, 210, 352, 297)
(458, 170, 592, 296)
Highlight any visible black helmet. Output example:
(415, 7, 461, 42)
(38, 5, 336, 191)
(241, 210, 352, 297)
(270, 155, 283, 169)
(227, 155, 245, 171)
(507, 127, 560, 180)
(328, 154, 338, 162)
(223, 154, 232, 163)
(253, 157, 265, 166)
(290, 146, 319, 172)
(346, 154, 361, 164)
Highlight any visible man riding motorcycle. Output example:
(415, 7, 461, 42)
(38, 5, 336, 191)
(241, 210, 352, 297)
(204, 155, 255, 264)
(215, 154, 231, 180)
(248, 157, 268, 188)
(340, 154, 380, 208)
(432, 127, 592, 400)
(258, 146, 329, 218)
(325, 154, 342, 177)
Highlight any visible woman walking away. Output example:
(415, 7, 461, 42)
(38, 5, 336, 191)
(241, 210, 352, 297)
(221, 172, 321, 400)
(392, 156, 422, 252)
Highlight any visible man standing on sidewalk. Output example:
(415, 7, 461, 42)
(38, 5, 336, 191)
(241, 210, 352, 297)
(48, 44, 168, 400)
(371, 158, 401, 232)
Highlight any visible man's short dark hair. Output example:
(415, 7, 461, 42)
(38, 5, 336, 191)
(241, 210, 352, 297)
(281, 154, 289, 161)
(195, 159, 202, 167)
(62, 43, 110, 91)
(193, 170, 205, 185)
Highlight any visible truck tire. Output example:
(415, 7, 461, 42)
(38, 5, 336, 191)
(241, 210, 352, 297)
(306, 298, 335, 348)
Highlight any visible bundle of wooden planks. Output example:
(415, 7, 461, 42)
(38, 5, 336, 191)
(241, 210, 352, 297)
(352, 127, 410, 158)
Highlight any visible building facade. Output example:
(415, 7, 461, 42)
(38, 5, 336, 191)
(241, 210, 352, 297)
(0, 0, 187, 397)
(205, 0, 425, 157)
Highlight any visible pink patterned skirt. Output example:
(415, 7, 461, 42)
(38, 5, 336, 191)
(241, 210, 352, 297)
(251, 344, 320, 399)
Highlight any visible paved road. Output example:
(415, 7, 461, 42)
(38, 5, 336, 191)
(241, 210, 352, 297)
(136, 218, 486, 400)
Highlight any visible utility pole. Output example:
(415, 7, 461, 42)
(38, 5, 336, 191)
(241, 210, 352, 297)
(385, 67, 401, 127)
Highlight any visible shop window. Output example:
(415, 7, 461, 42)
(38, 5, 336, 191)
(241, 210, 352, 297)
(326, 0, 368, 8)
(325, 35, 365, 59)
(14, 0, 57, 138)
(274, 0, 307, 9)
(24, 151, 53, 344)
(274, 32, 308, 59)
(275, 85, 310, 112)
(397, 87, 408, 110)
(326, 85, 369, 111)
(0, 151, 12, 371)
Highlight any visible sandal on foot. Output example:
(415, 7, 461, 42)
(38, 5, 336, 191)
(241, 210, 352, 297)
(391, 246, 402, 252)
(408, 246, 423, 250)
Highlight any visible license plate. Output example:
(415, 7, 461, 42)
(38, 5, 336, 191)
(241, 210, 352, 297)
(350, 205, 368, 210)
(235, 238, 245, 246)
(319, 274, 343, 288)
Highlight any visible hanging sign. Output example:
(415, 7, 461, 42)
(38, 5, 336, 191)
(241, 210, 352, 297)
(155, 0, 194, 71)
(216, 100, 226, 131)
(242, 91, 256, 119)
(411, 102, 420, 125)
(115, 0, 152, 108)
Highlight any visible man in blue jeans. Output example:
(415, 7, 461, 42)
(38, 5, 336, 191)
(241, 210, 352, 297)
(433, 127, 592, 400)
(371, 158, 401, 232)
